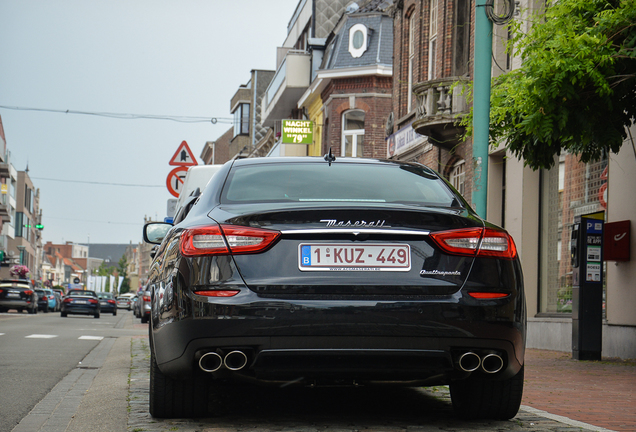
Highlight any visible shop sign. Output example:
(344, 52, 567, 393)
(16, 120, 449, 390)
(282, 120, 313, 144)
(386, 122, 429, 158)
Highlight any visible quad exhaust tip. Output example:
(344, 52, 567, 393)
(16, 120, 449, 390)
(224, 350, 248, 371)
(199, 352, 223, 373)
(457, 351, 504, 374)
(199, 350, 248, 373)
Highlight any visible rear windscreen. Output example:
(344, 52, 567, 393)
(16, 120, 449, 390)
(222, 162, 457, 206)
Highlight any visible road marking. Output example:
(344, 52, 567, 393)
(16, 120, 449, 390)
(25, 334, 58, 339)
(79, 336, 104, 340)
(0, 333, 5, 336)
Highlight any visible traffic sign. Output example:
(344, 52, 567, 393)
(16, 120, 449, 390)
(169, 141, 198, 166)
(166, 166, 189, 198)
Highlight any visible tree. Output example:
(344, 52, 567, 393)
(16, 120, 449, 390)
(95, 261, 115, 291)
(469, 0, 636, 170)
(117, 255, 131, 294)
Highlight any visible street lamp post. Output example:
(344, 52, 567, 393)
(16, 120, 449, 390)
(16, 245, 26, 266)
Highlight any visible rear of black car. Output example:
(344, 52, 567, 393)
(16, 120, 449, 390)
(144, 157, 525, 420)
(60, 290, 100, 318)
(0, 279, 38, 314)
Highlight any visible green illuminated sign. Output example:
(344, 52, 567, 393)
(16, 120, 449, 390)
(282, 120, 313, 144)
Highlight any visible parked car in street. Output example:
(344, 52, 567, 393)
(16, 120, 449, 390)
(51, 289, 63, 311)
(0, 279, 37, 314)
(136, 290, 151, 324)
(35, 289, 50, 312)
(142, 157, 526, 420)
(41, 288, 58, 312)
(60, 289, 100, 318)
(96, 292, 117, 316)
(116, 295, 133, 310)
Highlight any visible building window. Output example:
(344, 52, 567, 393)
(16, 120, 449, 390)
(15, 212, 23, 238)
(428, 0, 438, 80)
(539, 156, 608, 314)
(407, 12, 416, 110)
(348, 23, 369, 58)
(342, 110, 365, 157)
(450, 159, 465, 196)
(453, 0, 471, 76)
(233, 103, 250, 137)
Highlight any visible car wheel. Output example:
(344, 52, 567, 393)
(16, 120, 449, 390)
(141, 314, 149, 324)
(149, 349, 210, 418)
(94, 312, 100, 319)
(450, 365, 524, 420)
(44, 305, 49, 313)
(61, 311, 67, 317)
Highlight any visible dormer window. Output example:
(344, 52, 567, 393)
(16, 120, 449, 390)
(348, 24, 368, 58)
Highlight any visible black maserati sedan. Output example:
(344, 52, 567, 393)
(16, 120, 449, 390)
(143, 156, 525, 420)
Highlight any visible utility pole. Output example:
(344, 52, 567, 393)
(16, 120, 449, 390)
(472, 0, 494, 219)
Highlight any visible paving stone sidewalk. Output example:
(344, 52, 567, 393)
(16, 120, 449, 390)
(128, 337, 620, 432)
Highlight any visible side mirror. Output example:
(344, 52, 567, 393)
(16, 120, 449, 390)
(143, 222, 173, 244)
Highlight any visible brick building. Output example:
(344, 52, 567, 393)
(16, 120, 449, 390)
(387, 0, 472, 200)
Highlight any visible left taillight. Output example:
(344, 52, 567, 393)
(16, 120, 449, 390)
(429, 227, 517, 259)
(180, 224, 281, 257)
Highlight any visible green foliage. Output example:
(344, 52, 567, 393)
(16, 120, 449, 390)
(465, 0, 636, 170)
(117, 255, 131, 294)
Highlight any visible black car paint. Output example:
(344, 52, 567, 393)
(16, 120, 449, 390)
(146, 157, 525, 388)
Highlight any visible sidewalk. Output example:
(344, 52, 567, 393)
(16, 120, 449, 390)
(522, 349, 636, 431)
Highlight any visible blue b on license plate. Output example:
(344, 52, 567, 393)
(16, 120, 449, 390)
(299, 243, 411, 271)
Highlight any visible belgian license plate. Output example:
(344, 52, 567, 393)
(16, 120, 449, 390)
(75, 300, 88, 304)
(7, 292, 20, 298)
(299, 243, 411, 271)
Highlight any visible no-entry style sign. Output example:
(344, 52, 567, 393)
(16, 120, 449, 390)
(166, 166, 189, 198)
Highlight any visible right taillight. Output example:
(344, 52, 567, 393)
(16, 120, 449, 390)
(180, 224, 280, 257)
(429, 227, 517, 259)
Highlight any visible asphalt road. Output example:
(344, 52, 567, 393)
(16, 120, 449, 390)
(0, 308, 139, 432)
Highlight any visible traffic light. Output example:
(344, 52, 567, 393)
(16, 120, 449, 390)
(35, 224, 44, 230)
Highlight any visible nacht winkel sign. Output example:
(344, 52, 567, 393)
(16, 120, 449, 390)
(282, 119, 313, 144)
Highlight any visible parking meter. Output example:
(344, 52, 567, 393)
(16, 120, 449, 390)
(571, 212, 604, 361)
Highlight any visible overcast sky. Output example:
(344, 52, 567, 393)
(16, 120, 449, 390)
(0, 0, 299, 245)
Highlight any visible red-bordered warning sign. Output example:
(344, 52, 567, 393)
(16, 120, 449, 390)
(169, 141, 198, 166)
(166, 166, 189, 198)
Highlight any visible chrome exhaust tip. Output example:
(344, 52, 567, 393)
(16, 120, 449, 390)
(224, 350, 248, 371)
(481, 353, 504, 374)
(199, 352, 223, 373)
(458, 352, 481, 372)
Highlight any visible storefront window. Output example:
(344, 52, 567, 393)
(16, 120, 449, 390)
(539, 154, 608, 314)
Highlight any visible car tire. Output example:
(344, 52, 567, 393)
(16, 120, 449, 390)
(61, 311, 67, 317)
(44, 305, 49, 313)
(149, 349, 210, 418)
(141, 314, 149, 324)
(450, 365, 524, 420)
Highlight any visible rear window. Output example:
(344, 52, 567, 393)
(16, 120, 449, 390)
(221, 162, 456, 206)
(0, 282, 31, 289)
(68, 290, 97, 297)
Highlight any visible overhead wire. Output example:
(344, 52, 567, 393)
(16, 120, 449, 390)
(0, 104, 233, 124)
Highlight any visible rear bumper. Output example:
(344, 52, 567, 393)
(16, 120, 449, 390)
(0, 300, 33, 309)
(153, 293, 525, 384)
(62, 306, 99, 315)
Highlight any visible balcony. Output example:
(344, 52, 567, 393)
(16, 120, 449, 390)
(261, 50, 311, 127)
(412, 77, 470, 150)
(0, 163, 9, 177)
(231, 87, 251, 113)
(0, 203, 10, 223)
